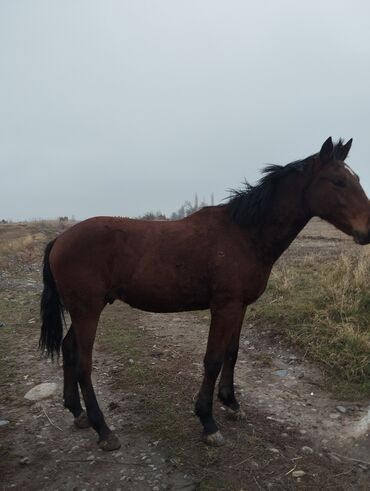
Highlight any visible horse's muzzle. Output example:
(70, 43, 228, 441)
(353, 230, 370, 245)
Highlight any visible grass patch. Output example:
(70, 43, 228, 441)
(98, 305, 151, 385)
(0, 325, 14, 387)
(250, 249, 370, 398)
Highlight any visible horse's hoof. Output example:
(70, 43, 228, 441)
(98, 432, 121, 451)
(226, 407, 247, 421)
(74, 411, 90, 429)
(203, 431, 225, 447)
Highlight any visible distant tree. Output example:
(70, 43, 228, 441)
(142, 192, 215, 222)
(141, 211, 167, 221)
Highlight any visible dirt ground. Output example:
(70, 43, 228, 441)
(0, 220, 370, 490)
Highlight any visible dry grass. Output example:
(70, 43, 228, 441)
(250, 249, 370, 398)
(0, 221, 71, 267)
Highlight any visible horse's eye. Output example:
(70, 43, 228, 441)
(333, 179, 346, 188)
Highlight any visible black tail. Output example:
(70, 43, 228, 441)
(39, 240, 64, 359)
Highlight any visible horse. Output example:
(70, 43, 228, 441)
(39, 137, 370, 450)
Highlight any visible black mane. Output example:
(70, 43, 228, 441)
(227, 140, 346, 228)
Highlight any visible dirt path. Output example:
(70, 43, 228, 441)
(0, 257, 196, 490)
(143, 309, 370, 459)
(2, 302, 370, 489)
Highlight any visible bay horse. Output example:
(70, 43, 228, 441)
(40, 137, 370, 450)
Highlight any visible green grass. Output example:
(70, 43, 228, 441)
(249, 250, 370, 398)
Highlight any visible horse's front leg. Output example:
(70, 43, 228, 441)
(195, 301, 245, 446)
(218, 306, 246, 421)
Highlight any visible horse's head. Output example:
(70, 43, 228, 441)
(307, 137, 370, 244)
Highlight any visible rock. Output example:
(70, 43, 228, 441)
(292, 470, 305, 478)
(329, 413, 340, 419)
(24, 383, 58, 401)
(0, 322, 5, 327)
(0, 419, 10, 427)
(273, 369, 288, 377)
(301, 446, 313, 455)
(336, 405, 347, 414)
(19, 457, 31, 465)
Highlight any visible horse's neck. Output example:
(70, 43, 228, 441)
(254, 178, 312, 264)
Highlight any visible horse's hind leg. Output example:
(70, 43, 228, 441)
(72, 310, 121, 451)
(62, 325, 89, 428)
(217, 307, 246, 421)
(195, 302, 244, 446)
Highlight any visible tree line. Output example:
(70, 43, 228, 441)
(141, 193, 215, 221)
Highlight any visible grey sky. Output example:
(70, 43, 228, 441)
(1, 0, 370, 221)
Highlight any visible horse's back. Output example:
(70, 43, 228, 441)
(49, 213, 221, 312)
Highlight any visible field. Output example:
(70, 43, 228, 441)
(1, 218, 370, 490)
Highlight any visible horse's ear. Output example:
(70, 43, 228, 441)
(336, 138, 353, 161)
(319, 137, 334, 164)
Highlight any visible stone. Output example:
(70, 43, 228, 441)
(336, 405, 347, 414)
(301, 446, 313, 455)
(0, 419, 10, 427)
(19, 457, 31, 465)
(292, 470, 305, 478)
(273, 369, 288, 377)
(24, 383, 58, 401)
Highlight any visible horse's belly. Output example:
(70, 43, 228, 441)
(119, 276, 209, 313)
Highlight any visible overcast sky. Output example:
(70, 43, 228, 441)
(1, 1, 370, 221)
